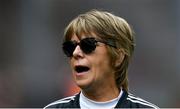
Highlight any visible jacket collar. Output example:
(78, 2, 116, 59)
(75, 89, 128, 108)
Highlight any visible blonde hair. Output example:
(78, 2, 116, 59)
(63, 9, 135, 92)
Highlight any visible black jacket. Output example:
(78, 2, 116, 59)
(44, 90, 158, 108)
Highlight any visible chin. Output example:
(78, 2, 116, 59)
(75, 79, 92, 90)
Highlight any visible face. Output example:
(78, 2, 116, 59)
(69, 33, 117, 91)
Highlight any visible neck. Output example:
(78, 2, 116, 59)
(82, 84, 120, 102)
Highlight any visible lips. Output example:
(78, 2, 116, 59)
(75, 65, 90, 73)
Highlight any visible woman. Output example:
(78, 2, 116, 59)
(44, 9, 158, 108)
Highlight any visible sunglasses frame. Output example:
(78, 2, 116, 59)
(62, 37, 117, 57)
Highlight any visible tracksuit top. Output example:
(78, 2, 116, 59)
(44, 90, 159, 108)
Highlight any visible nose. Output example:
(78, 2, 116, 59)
(72, 45, 84, 58)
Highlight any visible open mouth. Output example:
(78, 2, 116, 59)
(75, 65, 90, 73)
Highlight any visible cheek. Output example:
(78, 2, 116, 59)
(95, 48, 112, 70)
(100, 59, 112, 72)
(91, 54, 113, 75)
(69, 59, 74, 70)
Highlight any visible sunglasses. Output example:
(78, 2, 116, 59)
(62, 37, 116, 57)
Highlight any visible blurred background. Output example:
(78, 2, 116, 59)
(0, 0, 179, 107)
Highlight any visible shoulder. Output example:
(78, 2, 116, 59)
(125, 93, 159, 108)
(44, 94, 79, 108)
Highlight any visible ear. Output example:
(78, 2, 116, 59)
(115, 49, 125, 67)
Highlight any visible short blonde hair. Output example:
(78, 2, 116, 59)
(63, 9, 135, 91)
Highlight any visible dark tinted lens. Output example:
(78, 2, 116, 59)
(62, 38, 98, 57)
(80, 38, 97, 54)
(63, 41, 77, 57)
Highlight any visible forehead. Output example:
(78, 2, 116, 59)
(70, 32, 99, 41)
